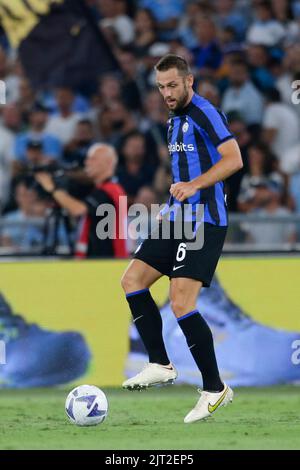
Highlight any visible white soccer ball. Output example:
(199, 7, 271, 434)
(65, 385, 108, 426)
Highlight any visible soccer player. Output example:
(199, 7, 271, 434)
(121, 54, 243, 423)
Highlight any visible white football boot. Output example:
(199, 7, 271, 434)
(122, 363, 178, 390)
(184, 383, 233, 423)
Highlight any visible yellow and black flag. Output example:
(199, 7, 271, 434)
(0, 0, 119, 92)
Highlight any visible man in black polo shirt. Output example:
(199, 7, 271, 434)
(35, 144, 128, 258)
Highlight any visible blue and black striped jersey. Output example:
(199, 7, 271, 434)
(165, 92, 234, 226)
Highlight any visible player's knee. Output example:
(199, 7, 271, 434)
(170, 292, 197, 318)
(121, 271, 141, 294)
(120, 272, 133, 293)
(170, 297, 187, 318)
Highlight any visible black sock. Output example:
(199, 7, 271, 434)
(126, 288, 170, 366)
(177, 310, 223, 392)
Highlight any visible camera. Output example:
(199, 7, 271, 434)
(26, 161, 81, 197)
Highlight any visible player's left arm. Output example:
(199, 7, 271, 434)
(170, 138, 243, 202)
(170, 101, 245, 202)
(195, 138, 243, 188)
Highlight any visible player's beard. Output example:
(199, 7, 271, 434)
(166, 83, 189, 112)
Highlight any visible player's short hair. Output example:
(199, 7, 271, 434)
(154, 54, 190, 76)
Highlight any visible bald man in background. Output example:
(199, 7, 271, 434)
(35, 144, 128, 258)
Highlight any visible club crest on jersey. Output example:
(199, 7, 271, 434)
(182, 121, 189, 133)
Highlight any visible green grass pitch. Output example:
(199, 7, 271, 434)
(0, 385, 299, 450)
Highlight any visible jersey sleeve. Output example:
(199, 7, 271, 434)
(191, 105, 234, 148)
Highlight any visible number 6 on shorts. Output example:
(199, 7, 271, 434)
(176, 243, 187, 262)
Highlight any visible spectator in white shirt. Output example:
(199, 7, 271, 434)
(262, 87, 300, 162)
(222, 59, 264, 125)
(97, 0, 134, 46)
(45, 87, 82, 146)
(280, 143, 300, 175)
(246, 0, 285, 46)
(276, 45, 300, 121)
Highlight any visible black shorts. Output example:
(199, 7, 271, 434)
(134, 221, 227, 287)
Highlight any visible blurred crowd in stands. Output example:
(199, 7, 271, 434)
(0, 0, 300, 254)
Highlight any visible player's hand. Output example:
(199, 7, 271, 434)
(35, 172, 55, 193)
(170, 181, 198, 202)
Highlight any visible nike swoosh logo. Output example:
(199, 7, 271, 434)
(208, 386, 228, 414)
(133, 315, 144, 323)
(173, 265, 185, 271)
